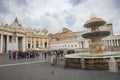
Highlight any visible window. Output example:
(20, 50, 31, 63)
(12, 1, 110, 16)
(36, 41, 39, 48)
(9, 36, 12, 43)
(36, 44, 38, 48)
(28, 44, 30, 48)
(71, 45, 73, 47)
(75, 45, 77, 47)
(45, 42, 47, 48)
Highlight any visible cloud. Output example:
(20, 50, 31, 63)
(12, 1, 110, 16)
(0, 0, 120, 34)
(0, 0, 10, 14)
(69, 0, 82, 6)
(15, 0, 27, 6)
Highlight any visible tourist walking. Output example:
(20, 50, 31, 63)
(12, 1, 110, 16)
(8, 51, 12, 59)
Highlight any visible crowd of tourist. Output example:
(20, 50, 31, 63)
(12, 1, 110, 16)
(67, 50, 75, 54)
(7, 49, 74, 60)
(8, 51, 40, 59)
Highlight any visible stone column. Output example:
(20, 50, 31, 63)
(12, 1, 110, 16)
(108, 40, 110, 47)
(116, 39, 119, 47)
(113, 40, 115, 47)
(102, 40, 105, 48)
(115, 39, 117, 47)
(110, 40, 112, 47)
(34, 38, 36, 49)
(6, 35, 9, 52)
(105, 40, 107, 48)
(86, 40, 88, 48)
(22, 37, 25, 51)
(42, 38, 44, 48)
(86, 40, 89, 48)
(104, 40, 106, 49)
(109, 40, 111, 47)
(88, 40, 91, 48)
(78, 42, 80, 48)
(83, 41, 85, 48)
(16, 36, 18, 51)
(80, 42, 82, 48)
(38, 38, 40, 48)
(81, 41, 84, 48)
(111, 40, 113, 47)
(47, 38, 49, 48)
(107, 40, 109, 48)
(26, 37, 28, 49)
(40, 38, 41, 48)
(30, 38, 32, 48)
(83, 40, 86, 48)
(118, 39, 120, 47)
(0, 34, 3, 53)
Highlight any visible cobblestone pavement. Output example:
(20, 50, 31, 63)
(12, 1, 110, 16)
(0, 55, 120, 80)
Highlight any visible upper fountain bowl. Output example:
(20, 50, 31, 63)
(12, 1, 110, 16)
(82, 31, 110, 39)
(84, 17, 106, 28)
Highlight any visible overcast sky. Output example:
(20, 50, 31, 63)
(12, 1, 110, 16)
(0, 0, 120, 34)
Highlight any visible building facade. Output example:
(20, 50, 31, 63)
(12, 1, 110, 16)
(49, 24, 120, 51)
(0, 17, 120, 53)
(0, 17, 50, 53)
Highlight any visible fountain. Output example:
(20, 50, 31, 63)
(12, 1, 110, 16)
(82, 17, 110, 54)
(65, 17, 120, 69)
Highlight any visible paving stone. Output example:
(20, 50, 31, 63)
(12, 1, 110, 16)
(0, 55, 120, 80)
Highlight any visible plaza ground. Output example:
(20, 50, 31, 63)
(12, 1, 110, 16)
(0, 55, 120, 80)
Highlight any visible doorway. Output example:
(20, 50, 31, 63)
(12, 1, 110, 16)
(45, 42, 47, 48)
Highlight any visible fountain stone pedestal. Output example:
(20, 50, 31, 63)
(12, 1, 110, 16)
(108, 57, 118, 72)
(90, 38, 104, 54)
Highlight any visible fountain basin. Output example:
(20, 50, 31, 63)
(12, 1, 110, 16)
(84, 17, 106, 28)
(65, 52, 120, 69)
(82, 31, 110, 39)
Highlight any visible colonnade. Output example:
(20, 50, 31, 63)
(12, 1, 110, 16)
(79, 39, 120, 49)
(103, 39, 120, 48)
(0, 34, 25, 53)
